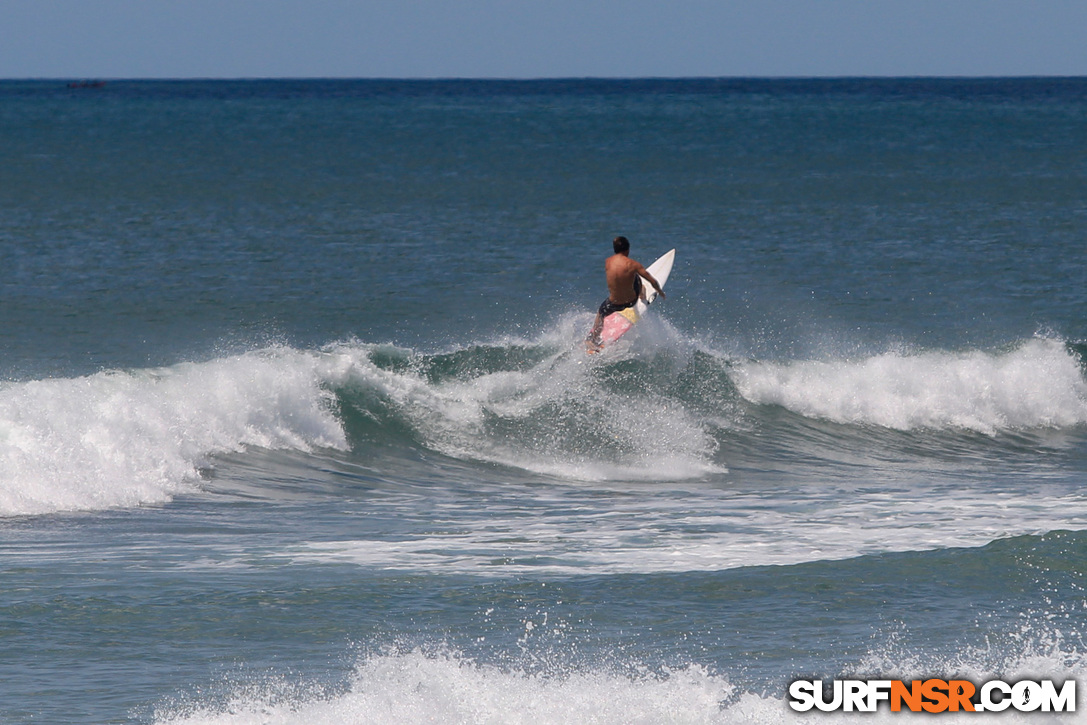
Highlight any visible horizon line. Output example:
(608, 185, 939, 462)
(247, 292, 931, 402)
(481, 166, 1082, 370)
(6, 74, 1087, 82)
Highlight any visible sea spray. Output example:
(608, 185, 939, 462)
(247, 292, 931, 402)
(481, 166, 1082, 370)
(153, 631, 1087, 725)
(153, 649, 736, 725)
(326, 334, 723, 481)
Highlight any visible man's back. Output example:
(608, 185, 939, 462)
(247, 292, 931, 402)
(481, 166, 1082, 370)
(605, 254, 645, 305)
(587, 237, 665, 349)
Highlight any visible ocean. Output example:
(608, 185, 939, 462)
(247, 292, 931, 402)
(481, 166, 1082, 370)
(2, 78, 1087, 723)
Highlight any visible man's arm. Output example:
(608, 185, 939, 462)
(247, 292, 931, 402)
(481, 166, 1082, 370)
(633, 263, 666, 299)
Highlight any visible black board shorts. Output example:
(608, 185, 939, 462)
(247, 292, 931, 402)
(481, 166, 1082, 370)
(596, 276, 642, 317)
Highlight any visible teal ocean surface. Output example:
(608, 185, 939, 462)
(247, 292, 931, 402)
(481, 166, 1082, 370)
(3, 78, 1087, 722)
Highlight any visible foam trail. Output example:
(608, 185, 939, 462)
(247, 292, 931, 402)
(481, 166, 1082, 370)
(0, 348, 346, 516)
(730, 338, 1087, 433)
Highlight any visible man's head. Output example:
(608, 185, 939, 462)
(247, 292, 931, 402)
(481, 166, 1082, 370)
(613, 236, 630, 255)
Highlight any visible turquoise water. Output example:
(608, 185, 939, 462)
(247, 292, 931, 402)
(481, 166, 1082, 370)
(2, 79, 1087, 723)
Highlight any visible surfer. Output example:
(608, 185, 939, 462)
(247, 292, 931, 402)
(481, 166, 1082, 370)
(587, 236, 665, 346)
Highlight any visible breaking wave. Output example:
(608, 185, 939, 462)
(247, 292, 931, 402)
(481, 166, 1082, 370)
(3, 330, 1086, 516)
(731, 337, 1087, 434)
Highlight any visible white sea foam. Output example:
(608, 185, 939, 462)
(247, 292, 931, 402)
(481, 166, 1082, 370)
(286, 484, 1087, 576)
(0, 348, 346, 516)
(154, 640, 1087, 725)
(730, 338, 1087, 433)
(155, 649, 736, 725)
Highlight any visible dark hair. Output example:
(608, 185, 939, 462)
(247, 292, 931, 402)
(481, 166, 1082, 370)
(613, 236, 630, 254)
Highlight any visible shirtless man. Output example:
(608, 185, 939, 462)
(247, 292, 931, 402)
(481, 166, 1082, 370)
(587, 236, 665, 346)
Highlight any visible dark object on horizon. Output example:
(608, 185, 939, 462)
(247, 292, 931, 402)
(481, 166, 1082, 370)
(67, 80, 106, 89)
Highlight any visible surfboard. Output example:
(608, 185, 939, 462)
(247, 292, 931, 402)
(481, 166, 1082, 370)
(586, 248, 675, 354)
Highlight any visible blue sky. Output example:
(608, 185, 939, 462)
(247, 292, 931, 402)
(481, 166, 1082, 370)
(3, 0, 1085, 79)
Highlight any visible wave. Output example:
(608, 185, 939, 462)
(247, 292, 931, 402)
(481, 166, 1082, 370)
(154, 649, 736, 725)
(153, 628, 1087, 725)
(4, 329, 1086, 516)
(0, 348, 347, 516)
(328, 326, 723, 482)
(731, 337, 1087, 434)
(331, 331, 1087, 485)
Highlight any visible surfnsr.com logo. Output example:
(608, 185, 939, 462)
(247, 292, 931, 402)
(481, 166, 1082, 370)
(789, 679, 1076, 713)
